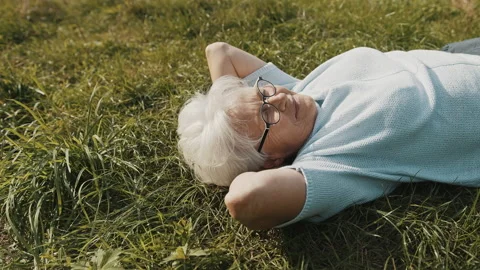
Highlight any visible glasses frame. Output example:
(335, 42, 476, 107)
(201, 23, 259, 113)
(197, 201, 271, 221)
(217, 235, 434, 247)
(255, 77, 280, 153)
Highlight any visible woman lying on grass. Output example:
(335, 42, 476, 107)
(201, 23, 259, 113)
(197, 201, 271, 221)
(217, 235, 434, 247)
(177, 38, 480, 230)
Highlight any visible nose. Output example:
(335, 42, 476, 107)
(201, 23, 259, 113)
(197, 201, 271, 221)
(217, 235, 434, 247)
(267, 92, 287, 111)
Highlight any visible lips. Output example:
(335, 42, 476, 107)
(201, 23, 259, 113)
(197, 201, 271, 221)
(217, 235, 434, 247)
(292, 95, 298, 120)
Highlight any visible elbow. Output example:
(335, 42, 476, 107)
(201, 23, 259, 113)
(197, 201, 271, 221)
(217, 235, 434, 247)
(224, 185, 271, 230)
(224, 191, 244, 221)
(205, 42, 229, 57)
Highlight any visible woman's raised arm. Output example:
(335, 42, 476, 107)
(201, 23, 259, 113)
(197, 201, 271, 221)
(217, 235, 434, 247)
(224, 168, 306, 230)
(205, 42, 266, 82)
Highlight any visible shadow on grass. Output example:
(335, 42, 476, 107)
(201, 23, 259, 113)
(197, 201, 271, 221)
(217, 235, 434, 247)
(279, 182, 479, 269)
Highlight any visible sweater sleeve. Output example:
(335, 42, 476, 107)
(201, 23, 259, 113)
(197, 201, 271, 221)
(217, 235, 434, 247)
(242, 62, 300, 90)
(275, 165, 399, 228)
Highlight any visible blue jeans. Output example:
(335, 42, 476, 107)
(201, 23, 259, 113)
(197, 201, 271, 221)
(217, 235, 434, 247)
(441, 37, 480, 56)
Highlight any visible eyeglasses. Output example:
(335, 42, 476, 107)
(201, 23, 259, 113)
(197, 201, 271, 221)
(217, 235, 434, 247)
(255, 77, 280, 153)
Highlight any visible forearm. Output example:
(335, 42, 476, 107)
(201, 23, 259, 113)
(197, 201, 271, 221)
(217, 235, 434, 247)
(205, 42, 266, 82)
(224, 169, 306, 230)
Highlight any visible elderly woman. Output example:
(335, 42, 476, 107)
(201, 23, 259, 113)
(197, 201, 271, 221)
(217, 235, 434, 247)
(177, 38, 480, 230)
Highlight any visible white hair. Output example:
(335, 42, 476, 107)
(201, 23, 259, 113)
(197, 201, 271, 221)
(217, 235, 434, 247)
(177, 76, 265, 186)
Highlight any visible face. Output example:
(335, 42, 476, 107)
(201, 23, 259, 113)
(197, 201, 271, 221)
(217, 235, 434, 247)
(230, 86, 317, 167)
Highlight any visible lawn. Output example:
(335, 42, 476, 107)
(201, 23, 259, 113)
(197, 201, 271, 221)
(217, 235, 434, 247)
(0, 0, 479, 269)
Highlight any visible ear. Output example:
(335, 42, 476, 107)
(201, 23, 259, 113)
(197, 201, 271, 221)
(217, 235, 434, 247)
(263, 157, 285, 169)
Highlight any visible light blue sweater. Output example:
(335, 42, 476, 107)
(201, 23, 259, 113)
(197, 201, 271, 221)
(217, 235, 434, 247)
(243, 47, 480, 227)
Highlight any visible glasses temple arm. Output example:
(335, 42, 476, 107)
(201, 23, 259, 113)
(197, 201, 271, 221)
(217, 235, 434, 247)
(257, 127, 270, 152)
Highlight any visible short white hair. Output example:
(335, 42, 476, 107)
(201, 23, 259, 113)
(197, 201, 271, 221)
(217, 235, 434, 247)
(177, 76, 265, 186)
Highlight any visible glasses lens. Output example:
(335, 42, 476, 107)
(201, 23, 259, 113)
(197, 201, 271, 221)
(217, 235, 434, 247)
(261, 104, 280, 124)
(258, 80, 276, 96)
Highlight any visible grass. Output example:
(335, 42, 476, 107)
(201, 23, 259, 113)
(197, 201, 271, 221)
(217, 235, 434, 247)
(0, 0, 479, 268)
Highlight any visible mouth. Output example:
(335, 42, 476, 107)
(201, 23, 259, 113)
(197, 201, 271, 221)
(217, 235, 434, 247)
(292, 95, 298, 120)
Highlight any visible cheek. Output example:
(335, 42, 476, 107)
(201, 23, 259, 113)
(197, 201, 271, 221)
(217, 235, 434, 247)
(275, 118, 298, 138)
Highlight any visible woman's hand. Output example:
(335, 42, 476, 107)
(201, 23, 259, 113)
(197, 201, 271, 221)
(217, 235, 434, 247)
(224, 168, 306, 230)
(205, 42, 266, 82)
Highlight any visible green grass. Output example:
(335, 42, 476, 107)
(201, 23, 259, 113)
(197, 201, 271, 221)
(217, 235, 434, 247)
(0, 0, 479, 268)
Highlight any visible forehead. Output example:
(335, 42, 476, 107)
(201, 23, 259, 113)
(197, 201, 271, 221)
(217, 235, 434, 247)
(229, 88, 261, 120)
(239, 87, 261, 102)
(227, 88, 263, 137)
